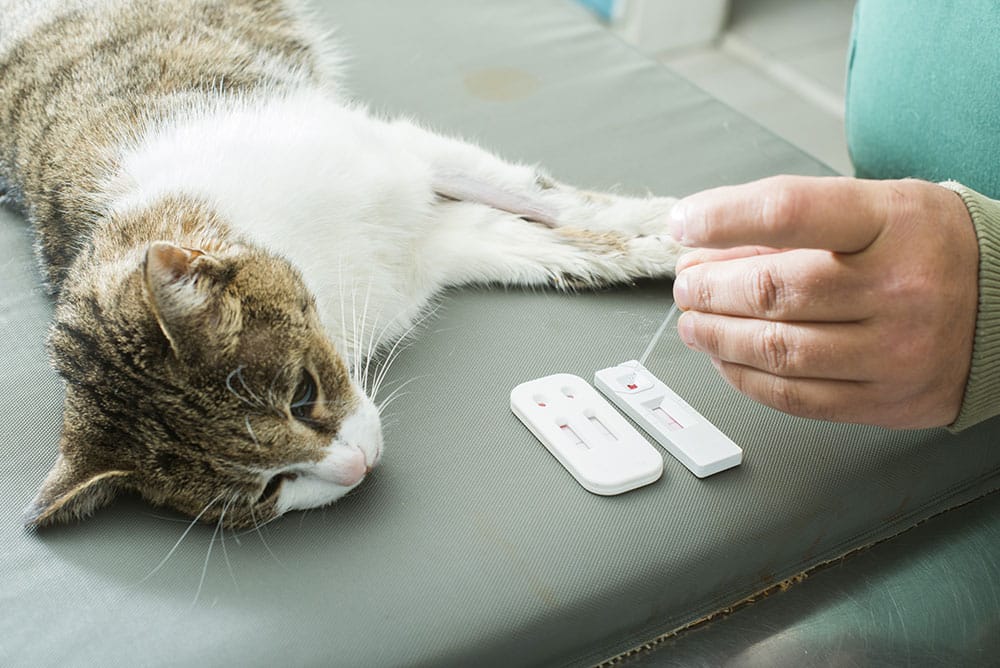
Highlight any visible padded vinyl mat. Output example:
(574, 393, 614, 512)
(2, 1, 999, 666)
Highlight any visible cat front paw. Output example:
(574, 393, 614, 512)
(548, 189, 679, 238)
(620, 195, 679, 238)
(625, 233, 683, 277)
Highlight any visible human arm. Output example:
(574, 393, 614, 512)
(668, 175, 1000, 430)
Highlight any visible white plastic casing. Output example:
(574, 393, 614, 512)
(510, 373, 663, 495)
(594, 360, 742, 478)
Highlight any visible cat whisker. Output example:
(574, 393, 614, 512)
(246, 504, 286, 570)
(366, 311, 400, 358)
(236, 496, 287, 536)
(337, 264, 376, 387)
(350, 270, 360, 381)
(357, 268, 375, 392)
(295, 397, 350, 412)
(144, 513, 200, 523)
(337, 254, 352, 370)
(340, 485, 366, 500)
(237, 366, 267, 408)
(369, 306, 439, 401)
(247, 510, 284, 533)
(267, 366, 287, 415)
(377, 393, 409, 417)
(244, 415, 261, 448)
(360, 270, 392, 398)
(370, 334, 419, 401)
(360, 309, 381, 396)
(360, 308, 412, 395)
(192, 500, 226, 606)
(349, 273, 374, 384)
(376, 375, 428, 414)
(141, 494, 223, 584)
(218, 494, 240, 592)
(377, 390, 409, 413)
(225, 366, 266, 410)
(346, 280, 368, 377)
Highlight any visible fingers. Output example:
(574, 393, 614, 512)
(709, 358, 956, 429)
(673, 249, 874, 322)
(711, 357, 860, 422)
(669, 175, 889, 252)
(664, 177, 979, 429)
(675, 246, 781, 273)
(678, 312, 878, 381)
(708, 359, 876, 425)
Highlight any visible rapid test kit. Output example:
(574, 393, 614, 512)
(509, 306, 742, 494)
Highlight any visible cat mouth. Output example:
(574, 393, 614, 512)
(274, 463, 371, 514)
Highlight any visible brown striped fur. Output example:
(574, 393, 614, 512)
(1, 0, 326, 289)
(1, 1, 356, 528)
(1, 0, 683, 529)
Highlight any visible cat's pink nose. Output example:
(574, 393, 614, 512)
(337, 453, 367, 487)
(317, 445, 368, 487)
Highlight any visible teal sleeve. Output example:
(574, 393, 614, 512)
(846, 2, 1000, 429)
(941, 183, 1000, 431)
(847, 1, 1000, 199)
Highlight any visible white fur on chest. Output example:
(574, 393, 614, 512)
(111, 88, 441, 361)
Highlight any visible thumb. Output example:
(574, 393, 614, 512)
(670, 175, 889, 253)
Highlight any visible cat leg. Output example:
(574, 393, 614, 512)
(421, 198, 681, 291)
(388, 119, 678, 239)
(384, 119, 681, 288)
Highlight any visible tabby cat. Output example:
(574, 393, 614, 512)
(0, 0, 680, 528)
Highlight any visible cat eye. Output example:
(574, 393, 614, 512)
(290, 369, 318, 423)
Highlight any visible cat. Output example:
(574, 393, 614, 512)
(0, 0, 681, 529)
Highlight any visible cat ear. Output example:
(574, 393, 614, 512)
(23, 453, 131, 528)
(143, 241, 239, 356)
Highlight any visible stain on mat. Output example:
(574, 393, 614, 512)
(463, 67, 540, 101)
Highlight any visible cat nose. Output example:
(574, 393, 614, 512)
(337, 451, 367, 486)
(315, 444, 367, 486)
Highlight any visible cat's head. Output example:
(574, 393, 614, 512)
(24, 204, 382, 529)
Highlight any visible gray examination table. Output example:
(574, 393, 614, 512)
(2, 1, 999, 666)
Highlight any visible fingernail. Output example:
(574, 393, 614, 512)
(677, 312, 695, 348)
(668, 202, 687, 243)
(672, 273, 690, 308)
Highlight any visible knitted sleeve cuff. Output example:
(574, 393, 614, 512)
(940, 181, 1000, 431)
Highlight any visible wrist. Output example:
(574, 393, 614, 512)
(939, 182, 1000, 431)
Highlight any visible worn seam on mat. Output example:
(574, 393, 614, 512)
(580, 466, 1000, 668)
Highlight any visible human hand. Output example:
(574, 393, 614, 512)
(669, 175, 978, 429)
